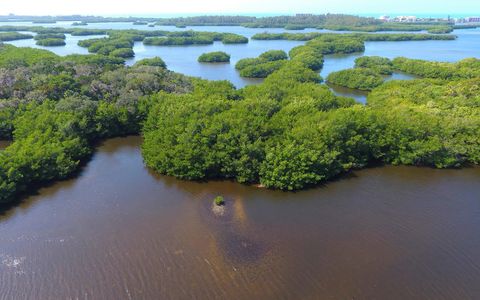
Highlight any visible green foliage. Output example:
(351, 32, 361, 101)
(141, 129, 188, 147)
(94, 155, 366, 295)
(72, 21, 88, 26)
(327, 68, 384, 90)
(142, 54, 479, 191)
(154, 14, 378, 28)
(392, 57, 480, 79)
(144, 36, 213, 46)
(428, 26, 454, 34)
(70, 29, 108, 36)
(214, 196, 225, 206)
(0, 32, 33, 42)
(134, 57, 167, 68)
(0, 44, 59, 68)
(143, 31, 248, 46)
(0, 45, 194, 203)
(354, 56, 393, 75)
(259, 50, 288, 61)
(35, 38, 66, 46)
(284, 24, 307, 30)
(142, 63, 353, 188)
(235, 50, 289, 78)
(240, 60, 287, 78)
(220, 33, 249, 44)
(34, 33, 66, 40)
(109, 48, 135, 58)
(304, 35, 365, 55)
(198, 51, 231, 63)
(252, 32, 456, 42)
(78, 37, 134, 56)
(289, 46, 324, 71)
(367, 79, 480, 167)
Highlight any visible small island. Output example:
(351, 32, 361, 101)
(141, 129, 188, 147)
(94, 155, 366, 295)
(235, 50, 289, 78)
(72, 21, 88, 26)
(36, 38, 67, 47)
(327, 68, 384, 90)
(198, 51, 231, 63)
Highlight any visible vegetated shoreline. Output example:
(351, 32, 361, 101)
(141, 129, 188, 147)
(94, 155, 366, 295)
(1, 13, 477, 33)
(0, 24, 478, 204)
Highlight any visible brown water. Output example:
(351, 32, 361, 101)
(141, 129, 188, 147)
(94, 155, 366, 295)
(0, 140, 11, 150)
(1, 136, 479, 300)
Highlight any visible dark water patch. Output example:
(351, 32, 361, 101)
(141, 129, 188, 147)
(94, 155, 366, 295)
(0, 140, 11, 150)
(326, 82, 369, 103)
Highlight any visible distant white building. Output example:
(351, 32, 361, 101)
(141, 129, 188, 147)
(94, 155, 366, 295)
(379, 15, 390, 21)
(395, 16, 418, 22)
(467, 16, 480, 23)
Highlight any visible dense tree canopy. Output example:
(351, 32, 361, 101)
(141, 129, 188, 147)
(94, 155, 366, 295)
(198, 51, 231, 63)
(142, 55, 479, 190)
(0, 26, 478, 204)
(0, 45, 191, 203)
(327, 68, 384, 90)
(354, 56, 393, 75)
(0, 32, 34, 42)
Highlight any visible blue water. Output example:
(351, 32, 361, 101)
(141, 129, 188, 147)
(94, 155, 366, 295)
(3, 23, 480, 102)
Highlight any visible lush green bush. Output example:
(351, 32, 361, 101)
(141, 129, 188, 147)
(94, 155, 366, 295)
(214, 196, 225, 206)
(142, 59, 479, 191)
(154, 14, 378, 29)
(36, 38, 66, 46)
(235, 50, 289, 78)
(428, 26, 453, 34)
(327, 68, 384, 90)
(240, 60, 287, 78)
(144, 31, 248, 46)
(78, 37, 134, 56)
(284, 24, 307, 30)
(198, 51, 231, 63)
(221, 33, 248, 44)
(289, 46, 324, 71)
(0, 44, 59, 68)
(0, 32, 33, 42)
(144, 36, 214, 45)
(72, 21, 88, 26)
(34, 33, 66, 40)
(367, 79, 480, 167)
(0, 45, 194, 203)
(392, 57, 480, 79)
(259, 50, 288, 61)
(110, 48, 135, 58)
(134, 57, 167, 68)
(354, 56, 393, 75)
(252, 32, 456, 42)
(70, 29, 108, 36)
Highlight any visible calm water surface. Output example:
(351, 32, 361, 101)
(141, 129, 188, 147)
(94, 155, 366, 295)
(2, 24, 480, 299)
(1, 136, 479, 299)
(4, 25, 480, 90)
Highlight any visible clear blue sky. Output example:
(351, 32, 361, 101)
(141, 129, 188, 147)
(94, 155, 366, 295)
(0, 0, 479, 16)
